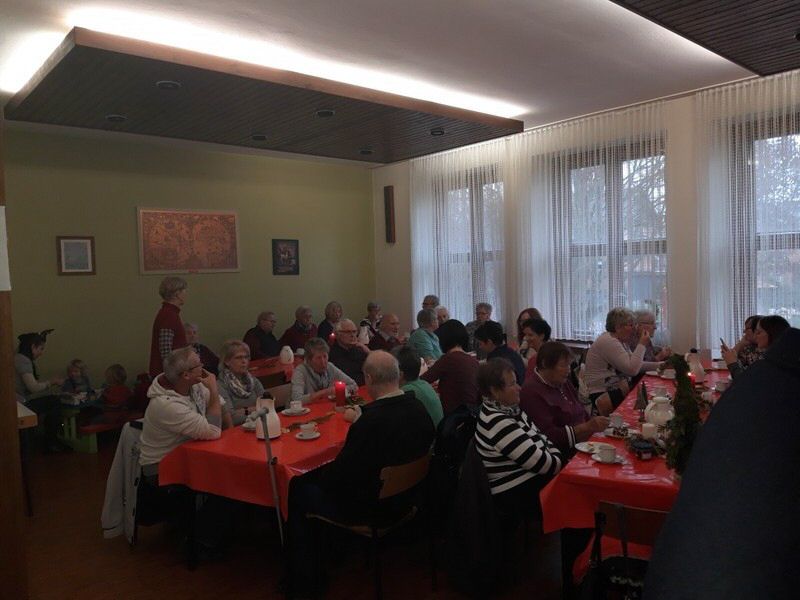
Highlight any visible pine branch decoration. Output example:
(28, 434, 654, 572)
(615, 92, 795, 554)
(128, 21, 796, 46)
(664, 353, 701, 475)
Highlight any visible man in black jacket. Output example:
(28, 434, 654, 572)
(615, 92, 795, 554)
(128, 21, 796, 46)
(644, 328, 800, 599)
(286, 350, 435, 596)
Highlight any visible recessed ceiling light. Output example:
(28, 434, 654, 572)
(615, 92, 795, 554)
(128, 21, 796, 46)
(359, 147, 374, 156)
(105, 114, 127, 123)
(251, 133, 268, 141)
(316, 109, 336, 118)
(156, 80, 182, 90)
(430, 127, 445, 136)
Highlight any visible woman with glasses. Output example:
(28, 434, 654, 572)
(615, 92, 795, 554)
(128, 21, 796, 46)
(217, 340, 264, 426)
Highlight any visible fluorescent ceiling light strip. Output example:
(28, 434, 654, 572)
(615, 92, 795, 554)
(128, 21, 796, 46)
(0, 31, 65, 93)
(57, 7, 526, 118)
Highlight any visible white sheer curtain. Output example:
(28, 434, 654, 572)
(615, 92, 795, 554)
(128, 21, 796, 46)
(696, 71, 800, 350)
(410, 139, 506, 324)
(510, 103, 667, 340)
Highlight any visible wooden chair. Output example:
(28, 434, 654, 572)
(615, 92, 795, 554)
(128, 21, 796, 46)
(266, 383, 291, 409)
(575, 501, 668, 599)
(306, 451, 433, 600)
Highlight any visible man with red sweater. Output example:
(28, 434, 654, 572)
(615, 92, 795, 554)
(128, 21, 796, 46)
(148, 277, 188, 377)
(279, 305, 318, 351)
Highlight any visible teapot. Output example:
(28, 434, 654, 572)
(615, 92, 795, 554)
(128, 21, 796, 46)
(255, 395, 282, 440)
(279, 345, 294, 365)
(645, 396, 675, 427)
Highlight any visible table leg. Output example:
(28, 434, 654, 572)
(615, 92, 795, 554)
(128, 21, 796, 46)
(19, 430, 33, 517)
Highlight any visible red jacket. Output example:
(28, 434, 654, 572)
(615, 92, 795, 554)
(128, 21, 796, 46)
(148, 302, 187, 377)
(279, 322, 318, 351)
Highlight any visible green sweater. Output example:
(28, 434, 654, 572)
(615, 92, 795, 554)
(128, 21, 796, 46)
(402, 379, 443, 428)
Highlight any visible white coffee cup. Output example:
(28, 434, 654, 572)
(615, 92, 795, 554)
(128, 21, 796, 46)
(289, 400, 303, 412)
(597, 445, 617, 463)
(299, 422, 317, 436)
(642, 423, 657, 440)
(662, 369, 676, 379)
(609, 414, 624, 429)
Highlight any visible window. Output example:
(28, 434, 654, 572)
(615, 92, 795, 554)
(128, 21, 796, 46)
(554, 143, 666, 340)
(738, 128, 800, 326)
(432, 167, 504, 323)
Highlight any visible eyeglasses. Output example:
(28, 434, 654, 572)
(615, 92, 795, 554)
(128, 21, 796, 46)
(184, 362, 203, 373)
(339, 330, 358, 335)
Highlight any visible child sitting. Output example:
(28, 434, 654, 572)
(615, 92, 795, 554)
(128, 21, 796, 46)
(61, 359, 92, 394)
(101, 364, 132, 412)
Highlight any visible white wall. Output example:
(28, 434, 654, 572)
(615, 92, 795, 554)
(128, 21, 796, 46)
(371, 94, 704, 352)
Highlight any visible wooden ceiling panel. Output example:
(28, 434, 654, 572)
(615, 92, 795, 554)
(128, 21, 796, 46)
(611, 1, 800, 76)
(3, 28, 523, 163)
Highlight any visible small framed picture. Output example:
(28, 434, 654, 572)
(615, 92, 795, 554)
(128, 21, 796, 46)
(57, 236, 95, 275)
(272, 239, 299, 275)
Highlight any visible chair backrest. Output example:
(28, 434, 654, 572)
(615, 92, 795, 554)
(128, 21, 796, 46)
(597, 501, 668, 548)
(378, 452, 432, 499)
(267, 383, 292, 409)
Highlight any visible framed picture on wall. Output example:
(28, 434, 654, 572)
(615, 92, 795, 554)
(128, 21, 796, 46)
(56, 236, 95, 275)
(272, 239, 299, 275)
(138, 208, 240, 274)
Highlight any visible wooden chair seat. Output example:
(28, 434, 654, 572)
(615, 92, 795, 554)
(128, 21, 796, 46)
(307, 505, 418, 538)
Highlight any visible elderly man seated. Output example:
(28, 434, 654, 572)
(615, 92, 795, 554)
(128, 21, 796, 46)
(139, 346, 222, 478)
(290, 337, 357, 404)
(184, 322, 219, 375)
(243, 311, 280, 359)
(465, 302, 498, 358)
(422, 294, 440, 311)
(435, 305, 450, 328)
(368, 312, 405, 352)
(328, 319, 370, 385)
(408, 308, 443, 364)
(286, 350, 436, 596)
(279, 305, 318, 351)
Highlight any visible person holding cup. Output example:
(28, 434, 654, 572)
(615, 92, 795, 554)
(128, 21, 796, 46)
(520, 342, 609, 456)
(290, 337, 357, 405)
(217, 340, 264, 426)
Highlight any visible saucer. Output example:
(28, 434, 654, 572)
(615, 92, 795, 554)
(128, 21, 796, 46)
(591, 453, 624, 465)
(242, 421, 256, 432)
(645, 370, 659, 377)
(661, 372, 676, 380)
(296, 431, 320, 441)
(576, 441, 613, 454)
(282, 407, 311, 416)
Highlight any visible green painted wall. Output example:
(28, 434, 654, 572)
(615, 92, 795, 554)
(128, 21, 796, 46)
(4, 128, 375, 385)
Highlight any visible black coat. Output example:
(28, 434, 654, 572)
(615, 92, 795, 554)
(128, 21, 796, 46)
(644, 328, 800, 599)
(322, 390, 434, 512)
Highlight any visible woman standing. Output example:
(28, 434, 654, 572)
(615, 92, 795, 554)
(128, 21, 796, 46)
(421, 319, 479, 415)
(15, 331, 66, 452)
(217, 340, 265, 426)
(148, 277, 188, 377)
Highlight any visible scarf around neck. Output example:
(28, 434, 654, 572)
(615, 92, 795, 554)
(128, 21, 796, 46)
(220, 367, 255, 399)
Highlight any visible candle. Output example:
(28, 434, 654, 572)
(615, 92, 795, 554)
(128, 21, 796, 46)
(328, 332, 336, 346)
(334, 380, 347, 407)
(688, 372, 696, 386)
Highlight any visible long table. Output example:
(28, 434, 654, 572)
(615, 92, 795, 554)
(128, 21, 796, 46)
(17, 401, 37, 429)
(540, 369, 729, 533)
(248, 356, 304, 388)
(158, 388, 371, 518)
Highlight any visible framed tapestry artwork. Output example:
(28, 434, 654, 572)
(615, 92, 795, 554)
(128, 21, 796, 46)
(57, 236, 95, 275)
(272, 239, 299, 275)
(138, 208, 240, 274)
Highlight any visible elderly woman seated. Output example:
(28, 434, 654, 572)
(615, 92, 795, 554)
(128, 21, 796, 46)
(217, 340, 265, 426)
(629, 310, 671, 362)
(584, 308, 663, 416)
(520, 342, 608, 456)
(290, 337, 357, 404)
(475, 358, 563, 519)
(723, 315, 790, 379)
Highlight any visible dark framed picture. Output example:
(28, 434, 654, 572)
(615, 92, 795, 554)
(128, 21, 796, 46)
(57, 236, 96, 275)
(272, 239, 299, 275)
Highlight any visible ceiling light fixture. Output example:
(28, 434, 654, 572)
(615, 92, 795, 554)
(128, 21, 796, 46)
(105, 114, 127, 123)
(64, 7, 527, 118)
(316, 109, 336, 118)
(359, 147, 374, 156)
(430, 127, 445, 136)
(0, 31, 65, 93)
(251, 133, 268, 141)
(156, 80, 182, 90)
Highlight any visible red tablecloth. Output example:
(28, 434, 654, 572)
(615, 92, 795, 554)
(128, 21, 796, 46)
(158, 387, 371, 518)
(540, 369, 729, 533)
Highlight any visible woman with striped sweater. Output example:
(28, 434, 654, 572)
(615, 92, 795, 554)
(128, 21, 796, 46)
(475, 358, 563, 517)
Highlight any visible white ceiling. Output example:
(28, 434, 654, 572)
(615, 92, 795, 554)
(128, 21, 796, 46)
(0, 0, 753, 129)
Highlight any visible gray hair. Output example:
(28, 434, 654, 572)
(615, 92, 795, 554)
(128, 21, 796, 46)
(634, 309, 656, 325)
(367, 301, 381, 312)
(363, 350, 400, 385)
(184, 322, 198, 332)
(334, 318, 356, 332)
(423, 294, 440, 306)
(605, 307, 635, 333)
(257, 311, 276, 323)
(159, 276, 187, 301)
(476, 302, 493, 313)
(417, 308, 437, 328)
(295, 305, 312, 319)
(324, 301, 342, 320)
(220, 339, 250, 363)
(304, 337, 329, 360)
(164, 346, 197, 384)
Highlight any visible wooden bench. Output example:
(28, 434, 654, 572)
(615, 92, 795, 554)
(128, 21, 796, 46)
(60, 409, 144, 453)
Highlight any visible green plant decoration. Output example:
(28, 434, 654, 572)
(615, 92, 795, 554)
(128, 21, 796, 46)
(664, 353, 701, 475)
